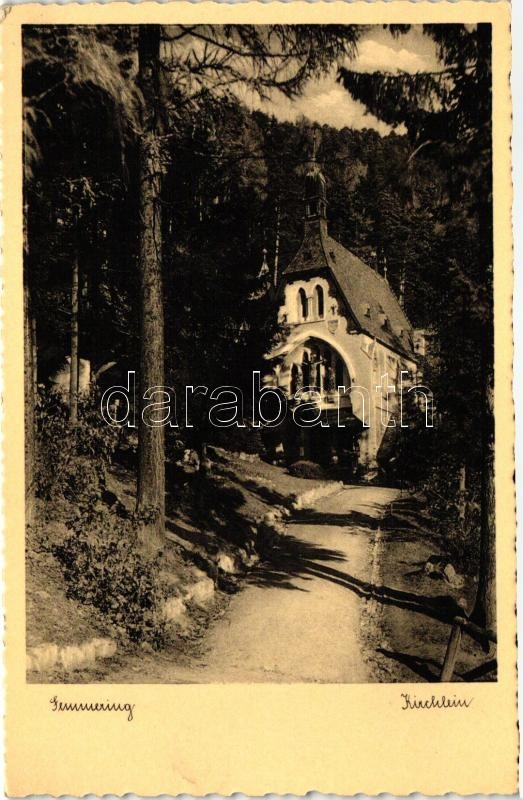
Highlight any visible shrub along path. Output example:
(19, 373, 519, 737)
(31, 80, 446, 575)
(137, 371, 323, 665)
(26, 451, 341, 682)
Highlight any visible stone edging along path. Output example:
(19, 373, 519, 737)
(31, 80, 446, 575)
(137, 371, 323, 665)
(27, 637, 117, 674)
(27, 479, 345, 676)
(291, 480, 344, 511)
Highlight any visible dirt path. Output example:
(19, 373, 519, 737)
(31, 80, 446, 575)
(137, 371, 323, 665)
(105, 484, 399, 683)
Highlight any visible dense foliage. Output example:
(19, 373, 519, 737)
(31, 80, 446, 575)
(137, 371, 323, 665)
(53, 508, 166, 645)
(36, 389, 120, 506)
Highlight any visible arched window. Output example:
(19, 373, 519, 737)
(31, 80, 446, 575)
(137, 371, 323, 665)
(315, 285, 324, 318)
(298, 288, 308, 320)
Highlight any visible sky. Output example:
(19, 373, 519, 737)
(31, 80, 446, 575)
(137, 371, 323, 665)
(252, 26, 442, 136)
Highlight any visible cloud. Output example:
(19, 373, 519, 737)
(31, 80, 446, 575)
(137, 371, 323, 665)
(244, 28, 438, 134)
(258, 78, 400, 135)
(353, 38, 434, 74)
(291, 86, 396, 134)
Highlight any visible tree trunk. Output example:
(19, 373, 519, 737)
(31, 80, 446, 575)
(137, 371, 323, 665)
(458, 464, 467, 523)
(69, 253, 79, 425)
(273, 200, 281, 287)
(399, 264, 406, 309)
(198, 405, 209, 476)
(199, 441, 208, 475)
(31, 314, 38, 442)
(136, 24, 165, 547)
(24, 281, 36, 527)
(31, 316, 38, 406)
(471, 323, 496, 635)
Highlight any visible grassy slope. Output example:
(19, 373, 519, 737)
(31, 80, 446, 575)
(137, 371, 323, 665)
(362, 495, 496, 683)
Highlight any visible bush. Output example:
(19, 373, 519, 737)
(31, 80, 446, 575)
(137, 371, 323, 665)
(423, 458, 481, 574)
(53, 507, 167, 646)
(36, 388, 120, 506)
(287, 460, 326, 480)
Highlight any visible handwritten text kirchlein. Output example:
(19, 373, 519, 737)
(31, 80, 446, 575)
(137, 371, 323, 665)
(401, 693, 472, 710)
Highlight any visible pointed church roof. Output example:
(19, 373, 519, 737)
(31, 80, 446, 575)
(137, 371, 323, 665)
(283, 221, 415, 358)
(283, 140, 415, 359)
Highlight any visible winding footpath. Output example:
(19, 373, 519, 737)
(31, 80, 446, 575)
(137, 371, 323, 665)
(107, 484, 399, 683)
(187, 485, 398, 682)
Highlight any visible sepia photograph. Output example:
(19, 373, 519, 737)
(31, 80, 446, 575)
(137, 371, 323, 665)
(23, 21, 497, 685)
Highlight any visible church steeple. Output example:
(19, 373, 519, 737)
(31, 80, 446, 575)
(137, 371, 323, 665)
(304, 129, 327, 233)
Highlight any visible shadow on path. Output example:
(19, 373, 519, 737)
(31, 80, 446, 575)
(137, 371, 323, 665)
(249, 535, 347, 592)
(251, 531, 464, 627)
(377, 649, 498, 683)
(291, 508, 383, 531)
(377, 648, 442, 682)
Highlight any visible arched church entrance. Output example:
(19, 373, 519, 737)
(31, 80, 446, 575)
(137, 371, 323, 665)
(283, 337, 363, 473)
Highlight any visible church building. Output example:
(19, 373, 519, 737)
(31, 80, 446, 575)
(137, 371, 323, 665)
(266, 150, 418, 477)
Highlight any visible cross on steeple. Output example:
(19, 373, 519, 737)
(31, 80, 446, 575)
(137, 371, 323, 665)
(304, 128, 327, 223)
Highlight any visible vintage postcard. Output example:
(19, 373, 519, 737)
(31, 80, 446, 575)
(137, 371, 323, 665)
(2, 0, 517, 795)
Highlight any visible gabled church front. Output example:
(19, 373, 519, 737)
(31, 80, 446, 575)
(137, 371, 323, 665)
(266, 149, 418, 476)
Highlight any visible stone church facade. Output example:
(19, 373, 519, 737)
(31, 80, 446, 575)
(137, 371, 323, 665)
(266, 154, 418, 476)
